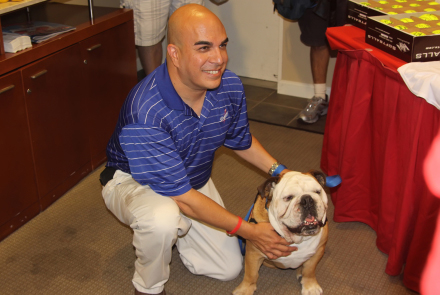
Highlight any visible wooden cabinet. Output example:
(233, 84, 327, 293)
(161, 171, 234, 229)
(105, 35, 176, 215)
(0, 71, 40, 239)
(0, 3, 137, 240)
(80, 21, 137, 169)
(23, 44, 91, 209)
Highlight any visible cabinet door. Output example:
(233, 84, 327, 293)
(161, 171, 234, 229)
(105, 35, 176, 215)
(0, 71, 40, 241)
(80, 20, 137, 169)
(22, 44, 91, 209)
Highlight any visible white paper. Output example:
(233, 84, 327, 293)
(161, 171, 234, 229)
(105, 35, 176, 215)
(398, 61, 440, 111)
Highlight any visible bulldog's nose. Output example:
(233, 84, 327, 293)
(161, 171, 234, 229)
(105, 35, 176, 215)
(300, 195, 314, 209)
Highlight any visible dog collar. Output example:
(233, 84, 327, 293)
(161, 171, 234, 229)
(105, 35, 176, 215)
(246, 192, 271, 223)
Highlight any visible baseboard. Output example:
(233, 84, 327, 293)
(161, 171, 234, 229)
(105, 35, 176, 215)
(239, 76, 277, 90)
(277, 80, 331, 99)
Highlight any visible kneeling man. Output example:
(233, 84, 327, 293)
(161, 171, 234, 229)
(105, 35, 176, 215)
(101, 4, 297, 295)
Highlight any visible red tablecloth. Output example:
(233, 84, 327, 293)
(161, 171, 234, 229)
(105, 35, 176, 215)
(322, 25, 440, 293)
(325, 25, 406, 71)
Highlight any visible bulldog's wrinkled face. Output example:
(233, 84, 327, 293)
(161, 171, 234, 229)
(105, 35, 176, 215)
(268, 171, 328, 242)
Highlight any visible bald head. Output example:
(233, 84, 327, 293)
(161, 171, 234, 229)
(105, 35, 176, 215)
(167, 4, 224, 47)
(166, 4, 228, 99)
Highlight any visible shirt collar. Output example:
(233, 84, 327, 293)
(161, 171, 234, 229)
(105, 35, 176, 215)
(157, 61, 185, 111)
(156, 60, 222, 113)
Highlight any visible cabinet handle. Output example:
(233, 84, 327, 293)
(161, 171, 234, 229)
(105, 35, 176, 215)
(30, 70, 48, 79)
(0, 85, 15, 94)
(87, 44, 101, 51)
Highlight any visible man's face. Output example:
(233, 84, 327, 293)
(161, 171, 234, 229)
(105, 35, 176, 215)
(178, 18, 228, 91)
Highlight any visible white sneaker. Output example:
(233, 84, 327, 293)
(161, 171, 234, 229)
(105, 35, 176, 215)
(299, 95, 328, 124)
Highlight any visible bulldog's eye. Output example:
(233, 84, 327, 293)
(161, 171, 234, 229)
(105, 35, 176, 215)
(315, 190, 321, 194)
(284, 195, 294, 202)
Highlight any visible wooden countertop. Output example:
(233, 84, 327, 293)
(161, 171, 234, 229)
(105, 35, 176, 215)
(0, 0, 46, 16)
(0, 2, 133, 76)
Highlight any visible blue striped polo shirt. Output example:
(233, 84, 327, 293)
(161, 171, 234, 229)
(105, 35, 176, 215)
(106, 62, 252, 196)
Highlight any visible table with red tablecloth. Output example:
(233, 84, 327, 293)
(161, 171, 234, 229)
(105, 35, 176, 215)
(321, 25, 440, 293)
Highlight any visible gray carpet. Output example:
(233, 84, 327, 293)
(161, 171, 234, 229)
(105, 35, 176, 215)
(0, 121, 416, 295)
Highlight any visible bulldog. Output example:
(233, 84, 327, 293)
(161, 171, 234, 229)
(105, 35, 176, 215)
(233, 170, 329, 295)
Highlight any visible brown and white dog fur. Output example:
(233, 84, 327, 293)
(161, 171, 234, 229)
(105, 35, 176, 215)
(233, 170, 329, 295)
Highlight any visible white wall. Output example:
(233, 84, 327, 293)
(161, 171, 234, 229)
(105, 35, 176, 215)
(56, 0, 280, 82)
(54, 0, 337, 98)
(278, 20, 337, 98)
(205, 1, 338, 97)
(205, 0, 280, 82)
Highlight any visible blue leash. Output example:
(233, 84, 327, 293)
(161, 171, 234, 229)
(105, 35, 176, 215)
(238, 203, 254, 256)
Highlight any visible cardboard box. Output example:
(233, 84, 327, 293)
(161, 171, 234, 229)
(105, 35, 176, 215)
(365, 12, 440, 62)
(347, 0, 386, 29)
(348, 0, 440, 29)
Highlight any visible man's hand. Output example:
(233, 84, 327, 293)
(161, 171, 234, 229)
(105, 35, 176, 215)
(172, 189, 297, 260)
(244, 222, 297, 260)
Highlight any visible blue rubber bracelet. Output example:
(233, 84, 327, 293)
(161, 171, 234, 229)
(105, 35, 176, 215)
(272, 164, 287, 177)
(326, 175, 342, 187)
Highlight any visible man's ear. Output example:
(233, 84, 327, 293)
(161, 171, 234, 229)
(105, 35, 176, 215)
(167, 44, 180, 67)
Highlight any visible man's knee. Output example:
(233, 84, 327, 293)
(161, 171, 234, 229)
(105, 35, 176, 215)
(133, 198, 181, 236)
(221, 261, 242, 281)
(216, 250, 243, 281)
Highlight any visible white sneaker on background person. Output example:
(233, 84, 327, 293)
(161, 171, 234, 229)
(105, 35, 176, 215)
(299, 95, 329, 124)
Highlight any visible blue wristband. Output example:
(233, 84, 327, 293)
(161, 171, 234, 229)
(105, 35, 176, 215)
(272, 164, 287, 177)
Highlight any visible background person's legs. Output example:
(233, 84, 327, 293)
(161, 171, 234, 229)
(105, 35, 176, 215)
(126, 0, 205, 77)
(310, 44, 330, 93)
(123, 0, 171, 77)
(298, 9, 330, 124)
(170, 0, 205, 15)
(138, 42, 163, 77)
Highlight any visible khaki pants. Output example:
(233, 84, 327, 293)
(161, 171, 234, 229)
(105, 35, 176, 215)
(102, 170, 242, 294)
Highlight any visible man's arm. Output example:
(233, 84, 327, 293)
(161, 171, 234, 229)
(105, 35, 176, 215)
(172, 135, 294, 259)
(233, 135, 289, 176)
(171, 189, 297, 259)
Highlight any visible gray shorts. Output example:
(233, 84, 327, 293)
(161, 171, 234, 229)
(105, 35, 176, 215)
(121, 0, 204, 46)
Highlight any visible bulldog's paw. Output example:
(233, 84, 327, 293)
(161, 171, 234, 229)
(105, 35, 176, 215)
(301, 283, 323, 295)
(232, 283, 257, 295)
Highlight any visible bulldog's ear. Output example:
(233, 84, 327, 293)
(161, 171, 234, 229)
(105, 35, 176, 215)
(257, 177, 279, 199)
(307, 170, 326, 188)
